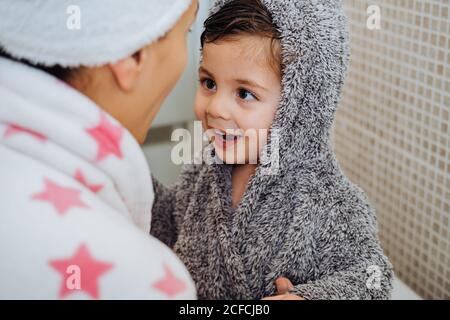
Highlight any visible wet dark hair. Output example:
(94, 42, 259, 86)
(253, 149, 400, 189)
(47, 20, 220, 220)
(200, 0, 281, 74)
(0, 47, 76, 82)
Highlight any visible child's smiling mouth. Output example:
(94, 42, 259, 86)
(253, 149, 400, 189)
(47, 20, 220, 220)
(208, 126, 243, 149)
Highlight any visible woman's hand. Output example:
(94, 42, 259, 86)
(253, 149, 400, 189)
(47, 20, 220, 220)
(261, 277, 305, 300)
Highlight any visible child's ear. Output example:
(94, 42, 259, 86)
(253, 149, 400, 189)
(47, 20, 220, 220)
(108, 48, 147, 92)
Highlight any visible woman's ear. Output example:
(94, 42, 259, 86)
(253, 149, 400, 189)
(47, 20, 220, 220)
(108, 48, 147, 92)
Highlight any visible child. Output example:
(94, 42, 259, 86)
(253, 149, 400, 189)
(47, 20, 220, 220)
(151, 0, 393, 299)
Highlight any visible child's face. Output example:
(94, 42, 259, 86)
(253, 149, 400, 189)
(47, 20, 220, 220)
(195, 35, 281, 164)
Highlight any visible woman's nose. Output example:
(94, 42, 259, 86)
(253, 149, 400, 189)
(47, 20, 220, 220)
(206, 92, 231, 120)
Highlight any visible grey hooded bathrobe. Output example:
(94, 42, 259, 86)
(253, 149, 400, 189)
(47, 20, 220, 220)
(151, 0, 394, 300)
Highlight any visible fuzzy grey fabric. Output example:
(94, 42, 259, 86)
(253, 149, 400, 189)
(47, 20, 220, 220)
(150, 0, 394, 300)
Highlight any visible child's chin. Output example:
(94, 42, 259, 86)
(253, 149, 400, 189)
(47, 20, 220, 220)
(215, 148, 249, 165)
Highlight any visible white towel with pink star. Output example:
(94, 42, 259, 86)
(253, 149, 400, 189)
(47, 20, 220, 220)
(0, 57, 196, 299)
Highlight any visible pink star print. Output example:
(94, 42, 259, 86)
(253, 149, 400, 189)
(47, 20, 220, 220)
(74, 169, 104, 193)
(152, 264, 186, 298)
(32, 178, 88, 215)
(49, 244, 113, 299)
(4, 124, 47, 142)
(86, 113, 124, 162)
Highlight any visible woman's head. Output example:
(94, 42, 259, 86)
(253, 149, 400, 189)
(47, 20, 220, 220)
(195, 0, 281, 165)
(77, 0, 199, 144)
(0, 0, 199, 144)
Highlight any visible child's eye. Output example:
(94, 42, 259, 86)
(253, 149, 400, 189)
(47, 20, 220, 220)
(201, 78, 217, 91)
(237, 88, 257, 101)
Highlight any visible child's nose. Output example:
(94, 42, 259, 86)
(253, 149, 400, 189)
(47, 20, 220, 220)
(206, 93, 232, 120)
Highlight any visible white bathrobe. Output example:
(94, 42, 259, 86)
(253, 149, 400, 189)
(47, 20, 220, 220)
(0, 57, 196, 299)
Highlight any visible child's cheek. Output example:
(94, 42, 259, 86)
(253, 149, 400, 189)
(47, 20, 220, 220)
(194, 91, 206, 124)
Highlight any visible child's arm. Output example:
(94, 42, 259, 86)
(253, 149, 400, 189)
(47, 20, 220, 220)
(150, 177, 178, 248)
(286, 203, 393, 300)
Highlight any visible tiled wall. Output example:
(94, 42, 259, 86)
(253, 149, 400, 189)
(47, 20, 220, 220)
(332, 0, 449, 299)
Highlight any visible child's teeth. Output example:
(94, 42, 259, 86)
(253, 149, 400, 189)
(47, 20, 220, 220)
(213, 128, 241, 142)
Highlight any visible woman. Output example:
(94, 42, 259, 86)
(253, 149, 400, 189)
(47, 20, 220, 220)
(0, 0, 198, 299)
